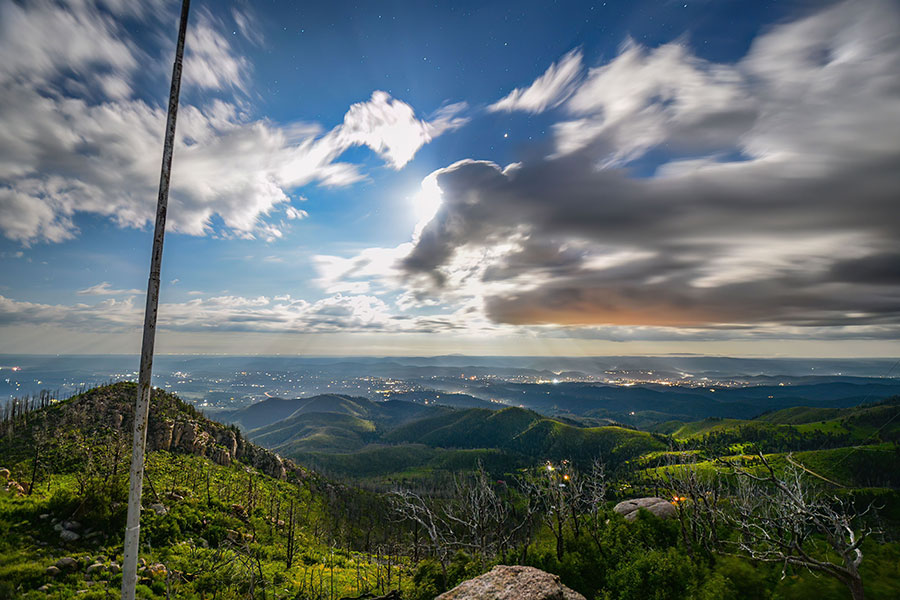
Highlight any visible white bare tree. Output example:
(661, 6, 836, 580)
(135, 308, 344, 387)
(722, 452, 874, 600)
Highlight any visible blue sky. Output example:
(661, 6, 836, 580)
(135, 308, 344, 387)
(1, 0, 899, 357)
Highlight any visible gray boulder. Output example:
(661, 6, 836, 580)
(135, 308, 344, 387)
(436, 565, 585, 600)
(55, 557, 78, 570)
(60, 529, 81, 542)
(613, 497, 677, 521)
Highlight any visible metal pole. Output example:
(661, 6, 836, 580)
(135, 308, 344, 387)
(121, 1, 190, 598)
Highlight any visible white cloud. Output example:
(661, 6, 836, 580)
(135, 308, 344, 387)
(184, 10, 250, 92)
(489, 49, 583, 113)
(285, 206, 308, 220)
(0, 2, 466, 245)
(556, 40, 753, 163)
(77, 282, 143, 296)
(0, 292, 449, 334)
(332, 92, 468, 169)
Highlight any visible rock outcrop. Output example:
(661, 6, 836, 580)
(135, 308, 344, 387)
(613, 497, 677, 521)
(436, 565, 585, 600)
(29, 383, 294, 480)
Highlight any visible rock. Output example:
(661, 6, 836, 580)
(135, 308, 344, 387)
(53, 523, 64, 532)
(150, 503, 168, 515)
(613, 497, 677, 521)
(39, 513, 51, 520)
(38, 584, 52, 592)
(62, 520, 82, 530)
(436, 565, 586, 600)
(46, 566, 61, 576)
(0, 467, 9, 480)
(60, 529, 81, 542)
(109, 562, 121, 574)
(56, 557, 78, 570)
(4, 480, 25, 495)
(210, 446, 232, 466)
(148, 563, 167, 578)
(86, 562, 104, 573)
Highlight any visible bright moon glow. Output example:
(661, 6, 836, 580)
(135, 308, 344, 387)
(412, 175, 443, 236)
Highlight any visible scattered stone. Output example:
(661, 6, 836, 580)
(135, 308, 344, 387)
(39, 513, 51, 520)
(86, 562, 104, 573)
(613, 497, 678, 521)
(6, 481, 26, 495)
(53, 523, 64, 532)
(109, 562, 121, 574)
(38, 584, 52, 592)
(56, 557, 78, 570)
(0, 467, 9, 480)
(150, 503, 168, 515)
(46, 566, 61, 576)
(148, 563, 167, 578)
(62, 520, 82, 530)
(436, 565, 586, 600)
(60, 529, 81, 542)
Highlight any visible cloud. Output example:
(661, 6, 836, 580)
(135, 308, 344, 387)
(0, 292, 455, 335)
(321, 0, 900, 339)
(0, 1, 465, 245)
(77, 282, 143, 296)
(184, 10, 250, 92)
(489, 49, 583, 113)
(331, 92, 468, 169)
(557, 41, 755, 163)
(285, 206, 308, 220)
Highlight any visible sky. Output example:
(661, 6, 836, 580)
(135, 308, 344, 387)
(1, 0, 899, 358)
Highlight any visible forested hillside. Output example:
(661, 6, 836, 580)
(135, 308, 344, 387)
(1, 384, 898, 600)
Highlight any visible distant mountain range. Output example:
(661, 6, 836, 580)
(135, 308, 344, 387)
(200, 378, 900, 483)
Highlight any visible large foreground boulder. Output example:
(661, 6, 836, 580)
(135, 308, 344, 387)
(613, 497, 677, 521)
(436, 565, 585, 600)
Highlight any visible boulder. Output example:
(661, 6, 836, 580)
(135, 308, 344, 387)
(86, 562, 104, 573)
(0, 467, 9, 480)
(436, 565, 585, 600)
(613, 497, 677, 521)
(60, 529, 81, 542)
(46, 566, 61, 576)
(56, 557, 78, 570)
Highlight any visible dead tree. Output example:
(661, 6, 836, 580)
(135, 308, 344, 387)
(722, 452, 873, 600)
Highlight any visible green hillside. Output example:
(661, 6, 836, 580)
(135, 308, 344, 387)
(654, 399, 900, 450)
(0, 384, 410, 600)
(385, 406, 664, 467)
(249, 411, 378, 454)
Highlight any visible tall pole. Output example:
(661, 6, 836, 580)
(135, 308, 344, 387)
(121, 1, 190, 599)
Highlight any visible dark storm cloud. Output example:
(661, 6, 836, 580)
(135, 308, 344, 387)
(401, 0, 900, 333)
